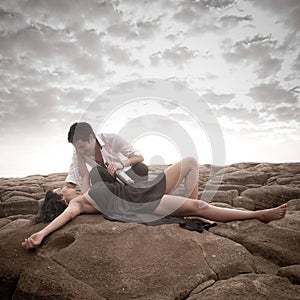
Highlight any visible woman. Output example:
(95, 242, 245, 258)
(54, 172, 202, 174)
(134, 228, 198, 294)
(22, 157, 287, 250)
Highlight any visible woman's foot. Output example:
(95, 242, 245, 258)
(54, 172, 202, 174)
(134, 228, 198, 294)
(257, 204, 287, 223)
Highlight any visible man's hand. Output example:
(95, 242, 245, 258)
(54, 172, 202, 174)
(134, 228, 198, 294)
(21, 232, 44, 250)
(107, 162, 123, 176)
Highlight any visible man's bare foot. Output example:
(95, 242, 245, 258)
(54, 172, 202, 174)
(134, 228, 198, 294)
(257, 204, 287, 223)
(184, 216, 215, 224)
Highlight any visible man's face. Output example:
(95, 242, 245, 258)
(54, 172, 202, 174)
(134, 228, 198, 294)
(73, 136, 95, 156)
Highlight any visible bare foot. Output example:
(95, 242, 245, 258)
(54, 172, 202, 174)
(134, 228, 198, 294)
(184, 216, 215, 224)
(257, 204, 287, 223)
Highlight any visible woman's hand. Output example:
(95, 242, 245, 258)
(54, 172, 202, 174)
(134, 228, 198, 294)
(21, 232, 44, 250)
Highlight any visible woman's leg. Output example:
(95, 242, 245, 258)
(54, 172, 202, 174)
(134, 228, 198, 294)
(164, 157, 199, 199)
(154, 195, 287, 223)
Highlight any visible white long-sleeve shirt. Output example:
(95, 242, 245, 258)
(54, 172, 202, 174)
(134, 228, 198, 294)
(65, 133, 142, 187)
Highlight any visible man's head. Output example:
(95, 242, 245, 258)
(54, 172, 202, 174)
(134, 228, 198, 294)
(68, 122, 97, 156)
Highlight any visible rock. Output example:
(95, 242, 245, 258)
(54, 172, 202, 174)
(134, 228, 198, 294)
(0, 215, 256, 300)
(287, 199, 300, 211)
(187, 274, 300, 300)
(13, 259, 106, 300)
(222, 170, 268, 186)
(41, 181, 65, 191)
(0, 219, 33, 235)
(205, 184, 248, 195)
(198, 190, 238, 205)
(210, 216, 300, 266)
(276, 175, 300, 185)
(0, 163, 299, 299)
(0, 200, 39, 218)
(277, 265, 300, 284)
(187, 279, 215, 300)
(1, 195, 37, 203)
(241, 186, 300, 209)
(199, 232, 255, 279)
(0, 186, 44, 200)
(7, 214, 36, 221)
(232, 196, 255, 210)
(0, 218, 11, 228)
(251, 255, 281, 275)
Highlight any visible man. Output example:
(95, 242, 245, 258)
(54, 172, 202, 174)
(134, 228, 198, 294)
(65, 122, 148, 192)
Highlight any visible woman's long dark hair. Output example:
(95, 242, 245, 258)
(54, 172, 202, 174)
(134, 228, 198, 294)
(34, 191, 67, 223)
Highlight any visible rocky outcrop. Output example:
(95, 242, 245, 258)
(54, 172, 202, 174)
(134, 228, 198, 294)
(0, 163, 300, 299)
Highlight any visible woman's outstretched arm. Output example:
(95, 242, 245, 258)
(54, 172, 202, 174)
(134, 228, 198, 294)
(21, 199, 83, 250)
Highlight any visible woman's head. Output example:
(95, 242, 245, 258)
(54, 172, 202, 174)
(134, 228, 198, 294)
(35, 190, 67, 223)
(35, 186, 79, 223)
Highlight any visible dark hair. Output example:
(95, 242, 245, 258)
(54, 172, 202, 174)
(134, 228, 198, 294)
(68, 122, 96, 143)
(34, 191, 67, 223)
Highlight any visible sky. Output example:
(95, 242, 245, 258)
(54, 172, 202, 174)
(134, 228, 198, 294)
(0, 0, 299, 178)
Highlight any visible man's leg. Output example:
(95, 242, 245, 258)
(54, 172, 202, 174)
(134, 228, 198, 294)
(125, 162, 149, 182)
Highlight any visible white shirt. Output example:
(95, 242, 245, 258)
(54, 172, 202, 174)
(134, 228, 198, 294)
(65, 133, 142, 187)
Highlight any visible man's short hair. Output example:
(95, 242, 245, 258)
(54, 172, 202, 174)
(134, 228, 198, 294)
(68, 122, 96, 143)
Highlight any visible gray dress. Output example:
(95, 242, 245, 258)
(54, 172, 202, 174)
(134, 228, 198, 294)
(85, 173, 166, 223)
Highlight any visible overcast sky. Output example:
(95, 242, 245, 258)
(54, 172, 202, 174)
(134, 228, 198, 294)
(0, 0, 299, 177)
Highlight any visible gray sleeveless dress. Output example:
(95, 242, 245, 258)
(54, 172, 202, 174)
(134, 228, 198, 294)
(85, 173, 166, 222)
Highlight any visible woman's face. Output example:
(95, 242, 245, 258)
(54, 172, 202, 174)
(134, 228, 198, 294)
(53, 186, 78, 205)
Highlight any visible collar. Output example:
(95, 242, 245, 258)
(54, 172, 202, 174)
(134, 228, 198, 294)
(96, 133, 105, 147)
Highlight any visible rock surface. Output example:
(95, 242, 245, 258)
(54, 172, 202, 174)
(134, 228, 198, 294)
(0, 163, 300, 299)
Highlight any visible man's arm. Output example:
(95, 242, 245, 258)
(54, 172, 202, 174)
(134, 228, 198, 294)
(122, 154, 144, 168)
(65, 182, 77, 188)
(76, 151, 90, 193)
(103, 133, 145, 175)
(65, 149, 82, 189)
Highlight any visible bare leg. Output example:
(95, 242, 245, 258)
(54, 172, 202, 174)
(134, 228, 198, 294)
(154, 195, 287, 223)
(164, 157, 199, 199)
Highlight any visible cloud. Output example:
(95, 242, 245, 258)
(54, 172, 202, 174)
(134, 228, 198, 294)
(172, 0, 250, 36)
(202, 91, 235, 105)
(0, 0, 122, 32)
(215, 106, 263, 126)
(107, 17, 161, 40)
(150, 45, 199, 67)
(292, 52, 300, 70)
(0, 23, 105, 76)
(0, 8, 27, 34)
(104, 44, 141, 66)
(173, 1, 208, 24)
(219, 14, 253, 27)
(245, 0, 300, 30)
(247, 82, 298, 105)
(173, 0, 236, 23)
(201, 0, 236, 9)
(135, 18, 161, 40)
(107, 20, 135, 38)
(223, 34, 283, 79)
(267, 105, 300, 123)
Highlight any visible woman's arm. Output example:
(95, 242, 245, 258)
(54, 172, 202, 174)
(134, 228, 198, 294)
(21, 200, 83, 250)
